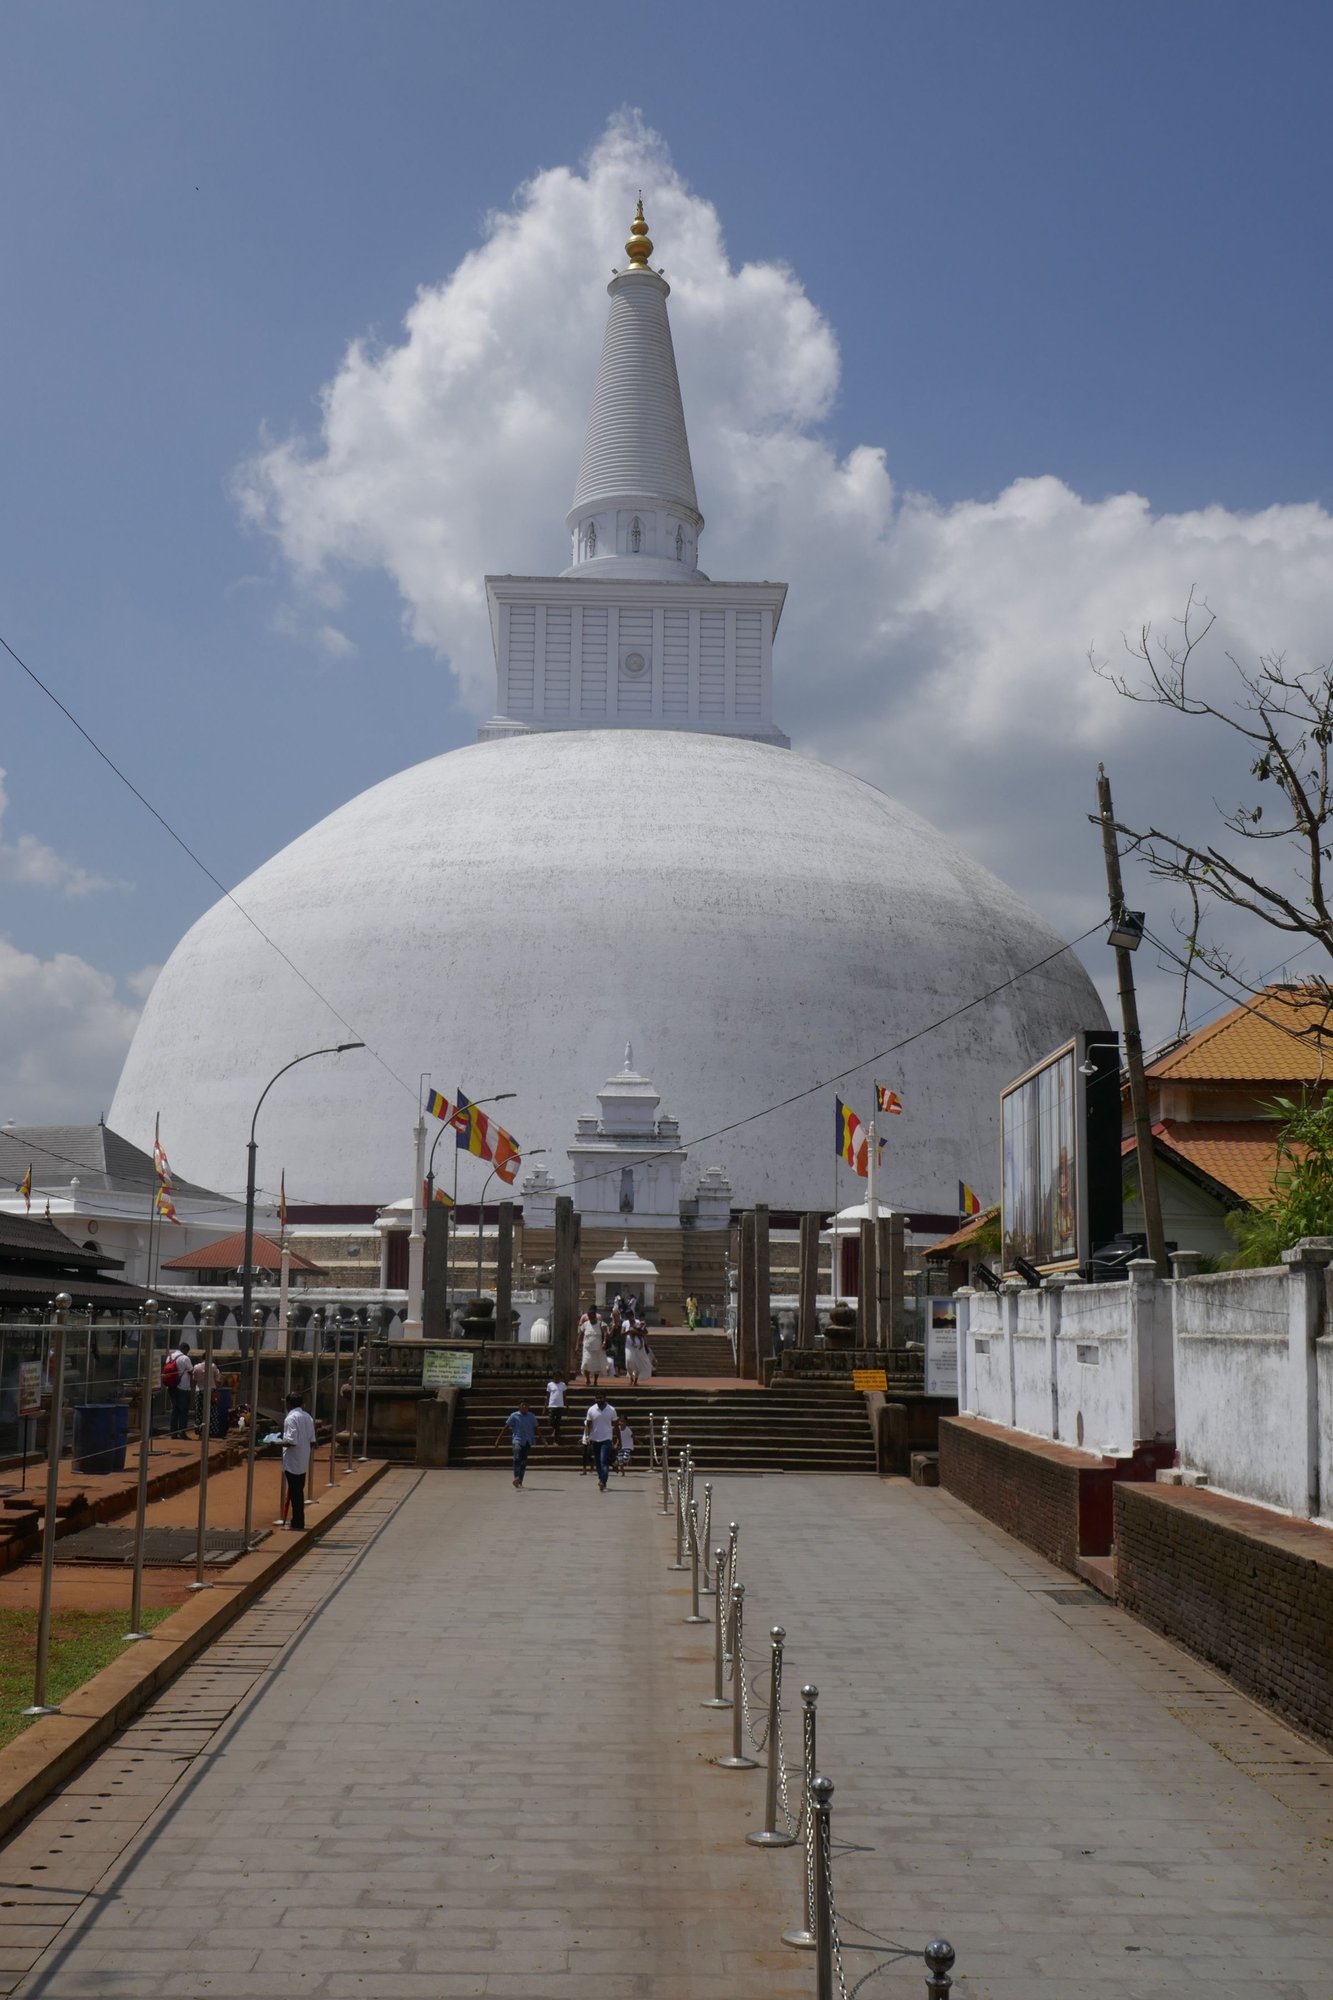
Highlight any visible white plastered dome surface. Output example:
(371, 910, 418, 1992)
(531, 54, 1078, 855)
(110, 730, 1104, 1211)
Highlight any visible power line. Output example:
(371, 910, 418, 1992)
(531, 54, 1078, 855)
(0, 628, 417, 1104)
(532, 920, 1111, 1197)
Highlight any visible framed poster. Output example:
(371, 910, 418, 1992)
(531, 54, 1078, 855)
(925, 1300, 959, 1397)
(17, 1362, 43, 1416)
(422, 1348, 473, 1389)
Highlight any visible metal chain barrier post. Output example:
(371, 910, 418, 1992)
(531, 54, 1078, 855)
(190, 1306, 217, 1592)
(125, 1298, 158, 1641)
(723, 1522, 739, 1664)
(703, 1547, 732, 1709)
(747, 1626, 797, 1847)
(717, 1582, 759, 1770)
(347, 1334, 359, 1471)
(699, 1482, 714, 1593)
(25, 1294, 69, 1716)
(360, 1322, 372, 1460)
(658, 1418, 671, 1512)
(670, 1449, 689, 1570)
(782, 1684, 819, 1948)
(924, 1941, 956, 2000)
(648, 1409, 657, 1470)
(685, 1501, 707, 1623)
(812, 1775, 838, 2000)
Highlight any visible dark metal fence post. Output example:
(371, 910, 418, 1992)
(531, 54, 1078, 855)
(190, 1306, 217, 1592)
(125, 1298, 158, 1640)
(25, 1294, 69, 1715)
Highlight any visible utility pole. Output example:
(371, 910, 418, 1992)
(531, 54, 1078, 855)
(1095, 765, 1168, 1276)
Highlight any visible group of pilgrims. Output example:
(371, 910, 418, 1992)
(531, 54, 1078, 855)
(576, 1296, 655, 1387)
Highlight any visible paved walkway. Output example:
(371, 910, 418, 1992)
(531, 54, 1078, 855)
(5, 1468, 1332, 1998)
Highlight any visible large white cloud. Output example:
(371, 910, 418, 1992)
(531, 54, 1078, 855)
(0, 936, 148, 1122)
(238, 112, 1333, 1047)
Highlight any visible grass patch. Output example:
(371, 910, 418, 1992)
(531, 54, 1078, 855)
(0, 1607, 172, 1750)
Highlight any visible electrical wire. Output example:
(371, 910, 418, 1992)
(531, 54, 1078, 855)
(532, 919, 1111, 1197)
(0, 628, 417, 1104)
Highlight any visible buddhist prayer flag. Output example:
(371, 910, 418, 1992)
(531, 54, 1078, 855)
(431, 1185, 455, 1208)
(453, 1092, 494, 1160)
(876, 1085, 903, 1115)
(155, 1184, 179, 1224)
(493, 1129, 522, 1185)
(835, 1097, 869, 1179)
(152, 1117, 172, 1189)
(424, 1088, 450, 1121)
(959, 1182, 983, 1218)
(16, 1164, 32, 1214)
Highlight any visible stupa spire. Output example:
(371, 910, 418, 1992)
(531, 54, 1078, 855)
(563, 196, 703, 578)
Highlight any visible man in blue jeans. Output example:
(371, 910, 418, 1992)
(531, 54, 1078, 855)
(495, 1400, 539, 1489)
(582, 1392, 619, 1492)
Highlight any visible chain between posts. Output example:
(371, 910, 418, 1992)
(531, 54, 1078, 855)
(699, 1482, 713, 1593)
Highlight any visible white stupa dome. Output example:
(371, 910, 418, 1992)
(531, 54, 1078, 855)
(110, 727, 1099, 1212)
(109, 200, 1105, 1218)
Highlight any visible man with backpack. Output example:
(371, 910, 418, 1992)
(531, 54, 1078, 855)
(164, 1339, 193, 1440)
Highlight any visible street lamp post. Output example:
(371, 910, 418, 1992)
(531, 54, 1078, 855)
(240, 1042, 363, 1548)
(476, 1150, 545, 1299)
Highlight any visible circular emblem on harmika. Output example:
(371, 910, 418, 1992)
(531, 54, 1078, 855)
(623, 651, 647, 676)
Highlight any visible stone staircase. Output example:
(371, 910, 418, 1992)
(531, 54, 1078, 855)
(449, 1379, 877, 1474)
(638, 1330, 734, 1376)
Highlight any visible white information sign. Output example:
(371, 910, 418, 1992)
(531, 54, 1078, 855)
(17, 1361, 43, 1417)
(925, 1299, 959, 1398)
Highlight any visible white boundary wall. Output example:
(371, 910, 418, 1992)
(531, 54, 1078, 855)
(955, 1239, 1333, 1520)
(956, 1261, 1172, 1460)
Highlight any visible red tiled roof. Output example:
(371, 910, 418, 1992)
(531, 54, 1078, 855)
(1147, 984, 1333, 1084)
(924, 1207, 999, 1259)
(161, 1231, 324, 1274)
(1124, 1120, 1286, 1207)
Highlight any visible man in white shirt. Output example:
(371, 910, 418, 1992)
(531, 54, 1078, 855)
(545, 1374, 567, 1445)
(582, 1393, 619, 1492)
(165, 1340, 193, 1440)
(281, 1393, 317, 1530)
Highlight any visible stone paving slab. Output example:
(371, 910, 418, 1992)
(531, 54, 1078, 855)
(6, 1466, 1333, 1997)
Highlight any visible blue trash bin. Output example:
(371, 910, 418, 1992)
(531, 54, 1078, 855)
(73, 1403, 128, 1474)
(211, 1387, 231, 1438)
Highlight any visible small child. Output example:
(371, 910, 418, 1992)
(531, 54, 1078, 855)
(616, 1416, 635, 1475)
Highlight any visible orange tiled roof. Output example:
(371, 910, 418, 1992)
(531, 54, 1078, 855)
(1147, 984, 1333, 1084)
(924, 1206, 999, 1259)
(1124, 1119, 1285, 1207)
(161, 1230, 324, 1274)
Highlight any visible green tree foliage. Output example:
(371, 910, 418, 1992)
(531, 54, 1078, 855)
(1227, 1093, 1333, 1266)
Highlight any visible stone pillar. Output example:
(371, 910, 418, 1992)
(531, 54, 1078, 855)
(568, 1214, 582, 1370)
(954, 1289, 973, 1413)
(1281, 1236, 1333, 1518)
(797, 1212, 820, 1348)
(883, 1212, 906, 1347)
(494, 1201, 514, 1343)
(858, 1218, 877, 1348)
(737, 1211, 756, 1379)
(553, 1196, 575, 1371)
(1000, 1277, 1023, 1431)
(754, 1204, 772, 1371)
(423, 1201, 450, 1340)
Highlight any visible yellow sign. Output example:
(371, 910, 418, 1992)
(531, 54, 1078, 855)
(852, 1368, 888, 1392)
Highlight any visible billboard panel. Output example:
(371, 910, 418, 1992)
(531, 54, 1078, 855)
(1001, 1031, 1120, 1273)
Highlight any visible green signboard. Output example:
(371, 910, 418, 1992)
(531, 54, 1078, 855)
(422, 1348, 473, 1389)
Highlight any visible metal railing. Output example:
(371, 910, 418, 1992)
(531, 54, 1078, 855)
(664, 1453, 957, 1998)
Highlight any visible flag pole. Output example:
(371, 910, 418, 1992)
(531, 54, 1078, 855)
(866, 1105, 880, 1224)
(145, 1116, 160, 1291)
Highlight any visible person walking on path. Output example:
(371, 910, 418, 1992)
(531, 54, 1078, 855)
(281, 1392, 316, 1531)
(495, 1400, 539, 1489)
(578, 1306, 608, 1387)
(616, 1415, 634, 1475)
(582, 1392, 619, 1492)
(686, 1295, 698, 1330)
(624, 1326, 644, 1385)
(165, 1339, 193, 1440)
(545, 1373, 567, 1445)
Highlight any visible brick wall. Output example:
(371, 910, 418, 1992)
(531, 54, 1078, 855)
(1115, 1483, 1333, 1753)
(939, 1417, 1086, 1571)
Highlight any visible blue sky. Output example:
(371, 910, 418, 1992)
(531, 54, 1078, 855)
(2, 0, 1332, 1116)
